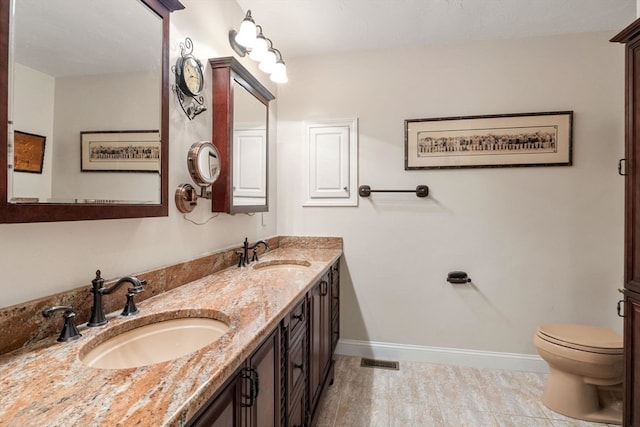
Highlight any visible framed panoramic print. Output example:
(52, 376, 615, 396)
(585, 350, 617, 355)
(81, 130, 160, 172)
(404, 111, 573, 170)
(14, 131, 46, 173)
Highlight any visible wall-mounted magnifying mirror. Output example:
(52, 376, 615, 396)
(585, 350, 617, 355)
(176, 141, 220, 213)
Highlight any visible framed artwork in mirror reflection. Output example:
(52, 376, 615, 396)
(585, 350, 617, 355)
(14, 131, 46, 174)
(81, 130, 161, 173)
(404, 111, 573, 170)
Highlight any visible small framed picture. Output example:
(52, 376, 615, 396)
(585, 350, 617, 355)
(14, 131, 46, 174)
(81, 130, 160, 172)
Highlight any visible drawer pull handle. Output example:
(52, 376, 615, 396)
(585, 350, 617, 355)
(294, 362, 305, 371)
(617, 299, 626, 317)
(241, 368, 259, 407)
(293, 313, 304, 322)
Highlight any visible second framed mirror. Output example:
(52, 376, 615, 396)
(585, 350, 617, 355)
(209, 57, 274, 214)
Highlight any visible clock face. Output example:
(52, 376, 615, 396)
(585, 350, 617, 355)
(182, 57, 203, 96)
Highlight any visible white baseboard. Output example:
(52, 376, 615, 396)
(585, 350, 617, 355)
(335, 339, 548, 373)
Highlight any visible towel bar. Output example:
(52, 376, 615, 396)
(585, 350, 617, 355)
(358, 185, 429, 198)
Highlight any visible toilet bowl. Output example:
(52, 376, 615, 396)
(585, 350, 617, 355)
(533, 323, 623, 425)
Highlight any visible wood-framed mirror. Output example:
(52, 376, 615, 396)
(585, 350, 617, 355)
(0, 0, 183, 223)
(209, 57, 274, 214)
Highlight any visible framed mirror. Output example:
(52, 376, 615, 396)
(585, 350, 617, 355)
(209, 57, 274, 214)
(0, 0, 183, 223)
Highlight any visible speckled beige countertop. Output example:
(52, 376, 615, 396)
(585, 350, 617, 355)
(0, 247, 341, 426)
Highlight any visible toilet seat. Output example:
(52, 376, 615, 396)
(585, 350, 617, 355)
(536, 324, 622, 355)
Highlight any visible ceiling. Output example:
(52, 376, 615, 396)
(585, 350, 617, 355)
(236, 0, 637, 59)
(14, 0, 161, 77)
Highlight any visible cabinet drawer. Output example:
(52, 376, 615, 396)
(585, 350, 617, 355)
(288, 384, 306, 427)
(289, 298, 306, 337)
(288, 332, 306, 394)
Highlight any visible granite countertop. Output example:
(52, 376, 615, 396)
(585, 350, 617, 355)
(0, 247, 341, 426)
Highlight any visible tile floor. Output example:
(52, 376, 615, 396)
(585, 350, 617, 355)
(314, 355, 621, 427)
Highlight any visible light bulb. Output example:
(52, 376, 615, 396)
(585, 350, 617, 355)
(249, 35, 268, 62)
(259, 49, 277, 74)
(270, 61, 288, 83)
(235, 15, 256, 48)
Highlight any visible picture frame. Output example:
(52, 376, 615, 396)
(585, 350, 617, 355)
(404, 111, 573, 170)
(81, 130, 160, 172)
(14, 131, 46, 174)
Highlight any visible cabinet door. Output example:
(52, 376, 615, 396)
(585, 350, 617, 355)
(309, 274, 331, 411)
(246, 329, 280, 427)
(188, 373, 243, 427)
(287, 386, 306, 427)
(624, 290, 640, 427)
(624, 38, 640, 294)
(612, 21, 640, 427)
(303, 119, 358, 207)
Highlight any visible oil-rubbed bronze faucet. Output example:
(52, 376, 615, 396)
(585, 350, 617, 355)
(237, 238, 270, 267)
(88, 270, 146, 327)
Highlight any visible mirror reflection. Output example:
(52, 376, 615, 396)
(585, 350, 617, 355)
(10, 0, 162, 204)
(232, 82, 267, 207)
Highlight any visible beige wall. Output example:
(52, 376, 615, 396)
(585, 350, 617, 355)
(12, 63, 55, 200)
(276, 32, 625, 355)
(0, 0, 277, 308)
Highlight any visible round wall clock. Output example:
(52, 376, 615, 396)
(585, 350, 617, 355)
(177, 56, 204, 97)
(173, 37, 206, 120)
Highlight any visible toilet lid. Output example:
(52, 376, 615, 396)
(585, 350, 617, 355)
(537, 323, 623, 354)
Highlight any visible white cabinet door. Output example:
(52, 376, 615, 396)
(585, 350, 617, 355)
(233, 128, 266, 205)
(304, 119, 358, 206)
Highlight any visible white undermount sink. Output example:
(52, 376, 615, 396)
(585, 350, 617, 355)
(252, 260, 311, 272)
(81, 317, 229, 369)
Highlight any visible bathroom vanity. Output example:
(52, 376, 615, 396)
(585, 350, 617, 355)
(0, 241, 342, 426)
(187, 262, 340, 427)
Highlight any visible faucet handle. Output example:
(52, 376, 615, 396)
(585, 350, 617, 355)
(91, 269, 104, 290)
(42, 306, 82, 342)
(236, 251, 246, 267)
(251, 248, 260, 262)
(122, 279, 145, 316)
(122, 290, 142, 316)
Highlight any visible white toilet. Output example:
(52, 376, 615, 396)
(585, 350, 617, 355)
(533, 323, 623, 425)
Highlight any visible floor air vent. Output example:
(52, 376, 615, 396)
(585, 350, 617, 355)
(360, 357, 399, 370)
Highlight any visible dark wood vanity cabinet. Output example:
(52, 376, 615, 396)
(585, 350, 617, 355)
(330, 262, 340, 354)
(308, 261, 341, 425)
(612, 19, 640, 427)
(188, 329, 281, 427)
(309, 272, 332, 418)
(188, 259, 341, 427)
(283, 298, 308, 427)
(189, 371, 244, 427)
(622, 289, 640, 426)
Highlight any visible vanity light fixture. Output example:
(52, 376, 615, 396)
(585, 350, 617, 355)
(229, 10, 288, 83)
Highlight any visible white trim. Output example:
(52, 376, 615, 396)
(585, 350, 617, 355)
(335, 339, 548, 373)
